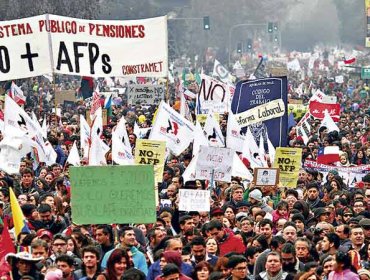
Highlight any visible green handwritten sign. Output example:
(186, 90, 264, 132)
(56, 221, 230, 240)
(70, 165, 156, 225)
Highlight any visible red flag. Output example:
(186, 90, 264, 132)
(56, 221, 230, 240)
(0, 219, 15, 278)
(308, 101, 340, 122)
(343, 57, 356, 64)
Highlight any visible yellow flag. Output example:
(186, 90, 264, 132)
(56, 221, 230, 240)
(9, 188, 30, 236)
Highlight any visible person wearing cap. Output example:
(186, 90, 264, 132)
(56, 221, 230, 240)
(210, 207, 224, 223)
(6, 252, 44, 280)
(305, 183, 326, 209)
(359, 219, 370, 244)
(314, 208, 330, 223)
(248, 189, 273, 214)
(291, 213, 306, 237)
(36, 229, 53, 245)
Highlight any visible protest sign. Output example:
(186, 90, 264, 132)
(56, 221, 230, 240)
(253, 168, 280, 187)
(86, 109, 108, 126)
(196, 113, 220, 127)
(178, 189, 210, 212)
(135, 139, 166, 184)
(231, 77, 288, 148)
(195, 145, 233, 182)
(196, 74, 230, 114)
(273, 147, 302, 188)
(55, 90, 76, 104)
(304, 160, 370, 188)
(287, 104, 307, 119)
(0, 14, 168, 81)
(160, 199, 172, 208)
(234, 99, 285, 127)
(308, 101, 340, 122)
(70, 165, 156, 224)
(127, 84, 165, 105)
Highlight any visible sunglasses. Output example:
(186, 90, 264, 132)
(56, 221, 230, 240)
(344, 214, 353, 217)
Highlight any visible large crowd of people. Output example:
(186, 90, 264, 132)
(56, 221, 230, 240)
(0, 49, 369, 280)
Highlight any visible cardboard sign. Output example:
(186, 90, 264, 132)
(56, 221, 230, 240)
(273, 147, 302, 188)
(195, 145, 233, 182)
(196, 74, 230, 114)
(70, 165, 156, 224)
(178, 189, 210, 212)
(86, 109, 108, 126)
(127, 85, 165, 105)
(0, 14, 168, 81)
(55, 90, 76, 104)
(135, 139, 166, 184)
(253, 168, 280, 187)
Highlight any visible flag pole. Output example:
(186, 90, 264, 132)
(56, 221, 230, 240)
(166, 78, 169, 104)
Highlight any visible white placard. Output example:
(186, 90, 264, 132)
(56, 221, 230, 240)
(195, 145, 233, 182)
(0, 14, 168, 81)
(179, 189, 210, 212)
(127, 84, 165, 105)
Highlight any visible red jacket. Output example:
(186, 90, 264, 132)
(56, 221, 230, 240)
(219, 231, 246, 256)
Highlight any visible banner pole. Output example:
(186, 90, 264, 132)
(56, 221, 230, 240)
(166, 78, 169, 104)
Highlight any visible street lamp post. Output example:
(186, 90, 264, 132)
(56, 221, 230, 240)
(228, 23, 266, 66)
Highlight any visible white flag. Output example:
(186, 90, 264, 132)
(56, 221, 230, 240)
(204, 113, 225, 147)
(41, 116, 48, 139)
(66, 141, 80, 166)
(88, 132, 107, 166)
(320, 110, 339, 133)
(182, 155, 197, 183)
(259, 134, 268, 167)
(80, 115, 90, 158)
(0, 143, 23, 174)
(134, 122, 151, 139)
(242, 127, 263, 169)
(4, 95, 38, 138)
(232, 153, 253, 180)
(9, 81, 26, 105)
(267, 135, 276, 165)
(114, 116, 130, 147)
(91, 107, 103, 138)
(43, 141, 57, 166)
(150, 101, 195, 156)
(193, 122, 209, 157)
(226, 112, 245, 152)
(213, 59, 233, 84)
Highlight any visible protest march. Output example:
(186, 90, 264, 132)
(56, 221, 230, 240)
(0, 4, 370, 280)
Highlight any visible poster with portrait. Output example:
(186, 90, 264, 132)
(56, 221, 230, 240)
(253, 168, 280, 186)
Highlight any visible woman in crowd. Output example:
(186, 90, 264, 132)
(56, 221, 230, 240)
(97, 248, 132, 280)
(193, 261, 213, 280)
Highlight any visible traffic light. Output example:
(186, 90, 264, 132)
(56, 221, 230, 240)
(247, 38, 253, 50)
(268, 22, 273, 33)
(203, 16, 210, 30)
(273, 22, 278, 31)
(237, 42, 242, 53)
(274, 36, 279, 43)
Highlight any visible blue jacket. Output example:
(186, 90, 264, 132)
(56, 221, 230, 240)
(102, 246, 148, 275)
(146, 260, 193, 280)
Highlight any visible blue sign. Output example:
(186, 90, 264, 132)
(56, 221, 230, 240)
(231, 77, 288, 148)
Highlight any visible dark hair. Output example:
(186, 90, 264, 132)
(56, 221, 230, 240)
(259, 219, 273, 229)
(106, 249, 132, 279)
(335, 251, 354, 271)
(227, 255, 247, 269)
(81, 245, 100, 260)
(281, 243, 296, 256)
(122, 268, 146, 280)
(56, 254, 75, 267)
(207, 220, 223, 231)
(245, 246, 262, 259)
(53, 234, 67, 243)
(285, 189, 299, 199)
(161, 263, 179, 277)
(96, 225, 114, 244)
(38, 203, 51, 213)
(326, 233, 340, 249)
(270, 236, 286, 250)
(190, 236, 206, 247)
(253, 235, 269, 251)
(119, 226, 134, 237)
(276, 200, 289, 210)
(179, 215, 192, 225)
